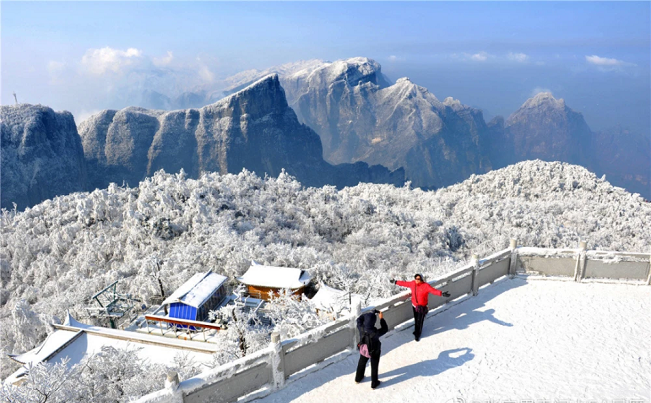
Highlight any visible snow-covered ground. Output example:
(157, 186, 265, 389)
(258, 278, 651, 403)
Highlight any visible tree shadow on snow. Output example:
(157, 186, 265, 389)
(379, 347, 475, 388)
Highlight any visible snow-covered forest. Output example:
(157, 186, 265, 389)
(2, 160, 650, 401)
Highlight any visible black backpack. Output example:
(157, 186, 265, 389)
(358, 330, 380, 357)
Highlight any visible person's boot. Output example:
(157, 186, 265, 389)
(371, 381, 381, 389)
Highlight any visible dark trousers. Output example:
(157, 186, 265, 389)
(413, 305, 428, 338)
(355, 352, 381, 387)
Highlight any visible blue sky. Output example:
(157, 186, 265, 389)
(2, 2, 649, 132)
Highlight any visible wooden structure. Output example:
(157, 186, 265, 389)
(237, 264, 311, 301)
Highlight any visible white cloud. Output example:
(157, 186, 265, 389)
(531, 87, 552, 97)
(507, 52, 529, 63)
(153, 51, 174, 67)
(198, 64, 215, 84)
(585, 55, 636, 71)
(451, 52, 493, 62)
(388, 55, 398, 62)
(585, 55, 623, 66)
(81, 47, 143, 75)
(75, 109, 103, 126)
(471, 52, 489, 62)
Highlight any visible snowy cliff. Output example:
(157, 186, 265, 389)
(78, 74, 404, 191)
(275, 58, 488, 190)
(0, 104, 88, 210)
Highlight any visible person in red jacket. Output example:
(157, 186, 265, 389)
(390, 274, 450, 341)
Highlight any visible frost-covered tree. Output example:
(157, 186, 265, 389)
(266, 289, 327, 340)
(207, 304, 269, 367)
(0, 346, 187, 403)
(0, 359, 77, 403)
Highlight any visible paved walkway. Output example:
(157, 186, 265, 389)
(257, 277, 651, 403)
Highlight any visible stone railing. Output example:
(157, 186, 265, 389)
(136, 241, 650, 403)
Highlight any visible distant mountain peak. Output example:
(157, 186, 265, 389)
(523, 92, 566, 110)
(311, 57, 388, 88)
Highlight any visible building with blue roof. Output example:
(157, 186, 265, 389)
(162, 271, 228, 322)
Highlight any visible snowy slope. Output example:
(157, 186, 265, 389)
(258, 278, 651, 402)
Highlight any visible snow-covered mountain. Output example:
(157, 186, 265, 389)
(2, 159, 650, 382)
(495, 92, 595, 169)
(0, 104, 88, 210)
(267, 57, 489, 190)
(96, 57, 649, 198)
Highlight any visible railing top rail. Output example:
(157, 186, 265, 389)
(586, 250, 651, 259)
(144, 314, 222, 330)
(516, 246, 650, 260)
(478, 248, 512, 266)
(431, 265, 474, 286)
(517, 247, 582, 256)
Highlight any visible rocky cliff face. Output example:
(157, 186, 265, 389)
(276, 58, 488, 189)
(0, 104, 87, 210)
(498, 93, 595, 169)
(79, 74, 404, 190)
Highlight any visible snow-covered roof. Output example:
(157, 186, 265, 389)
(237, 264, 311, 289)
(4, 313, 217, 385)
(162, 271, 228, 308)
(310, 284, 363, 314)
(9, 328, 83, 365)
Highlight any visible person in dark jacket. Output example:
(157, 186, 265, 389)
(354, 310, 388, 389)
(390, 274, 450, 341)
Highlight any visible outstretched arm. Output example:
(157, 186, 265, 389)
(395, 280, 413, 288)
(426, 283, 443, 297)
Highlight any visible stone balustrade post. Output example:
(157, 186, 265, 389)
(470, 254, 480, 296)
(350, 301, 362, 349)
(269, 331, 285, 389)
(574, 241, 587, 282)
(508, 238, 518, 278)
